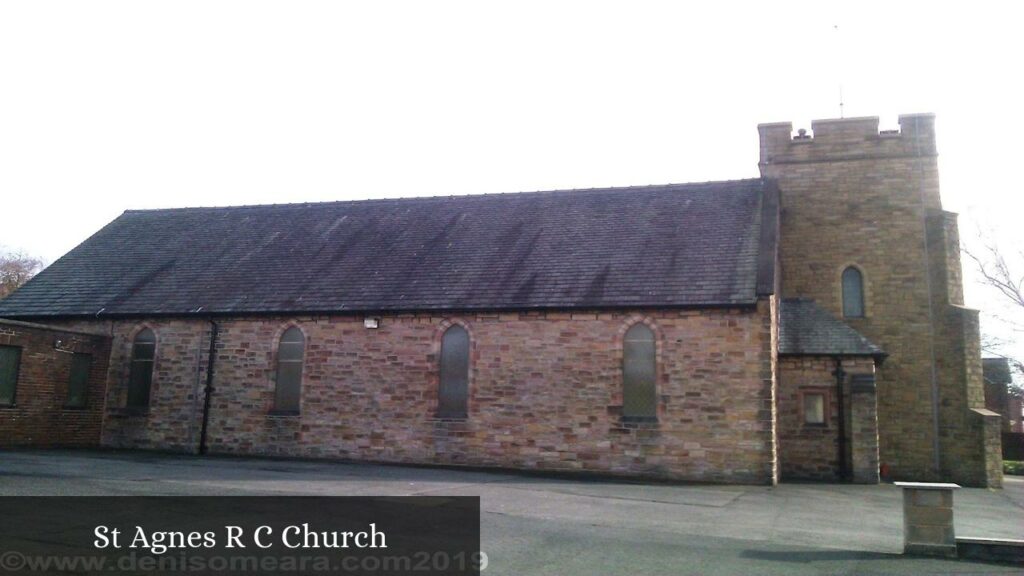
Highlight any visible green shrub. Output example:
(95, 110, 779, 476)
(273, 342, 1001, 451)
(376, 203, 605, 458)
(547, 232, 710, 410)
(1004, 461, 1024, 476)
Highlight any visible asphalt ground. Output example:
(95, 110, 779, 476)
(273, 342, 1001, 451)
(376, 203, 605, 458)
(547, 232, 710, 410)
(1, 449, 1020, 575)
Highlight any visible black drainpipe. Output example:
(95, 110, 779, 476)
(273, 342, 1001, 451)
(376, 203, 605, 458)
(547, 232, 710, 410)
(832, 357, 848, 481)
(198, 320, 219, 455)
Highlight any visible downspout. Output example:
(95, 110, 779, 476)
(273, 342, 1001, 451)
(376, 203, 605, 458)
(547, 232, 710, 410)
(198, 319, 219, 455)
(188, 327, 205, 451)
(832, 357, 848, 481)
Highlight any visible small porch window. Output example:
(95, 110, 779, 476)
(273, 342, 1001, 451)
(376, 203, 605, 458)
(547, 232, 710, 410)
(803, 392, 826, 425)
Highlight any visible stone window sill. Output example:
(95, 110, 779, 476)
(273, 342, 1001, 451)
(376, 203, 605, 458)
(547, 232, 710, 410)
(0, 403, 17, 410)
(267, 410, 300, 418)
(619, 416, 659, 429)
(620, 415, 658, 423)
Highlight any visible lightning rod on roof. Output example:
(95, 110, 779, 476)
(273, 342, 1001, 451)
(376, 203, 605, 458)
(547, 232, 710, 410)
(835, 23, 845, 118)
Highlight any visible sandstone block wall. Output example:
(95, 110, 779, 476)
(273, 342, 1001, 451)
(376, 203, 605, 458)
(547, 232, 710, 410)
(55, 302, 777, 483)
(0, 319, 111, 447)
(926, 211, 1003, 487)
(849, 372, 881, 484)
(777, 356, 877, 481)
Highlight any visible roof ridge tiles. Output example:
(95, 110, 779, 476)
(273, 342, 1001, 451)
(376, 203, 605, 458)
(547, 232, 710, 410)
(121, 178, 765, 213)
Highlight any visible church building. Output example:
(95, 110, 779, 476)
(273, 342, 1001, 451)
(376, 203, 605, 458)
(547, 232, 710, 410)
(0, 114, 1003, 487)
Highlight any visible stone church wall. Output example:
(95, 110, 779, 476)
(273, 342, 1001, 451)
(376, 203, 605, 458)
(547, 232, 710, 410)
(53, 301, 778, 484)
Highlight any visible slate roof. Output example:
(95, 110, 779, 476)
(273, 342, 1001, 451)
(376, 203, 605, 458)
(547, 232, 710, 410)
(0, 179, 776, 318)
(779, 298, 885, 358)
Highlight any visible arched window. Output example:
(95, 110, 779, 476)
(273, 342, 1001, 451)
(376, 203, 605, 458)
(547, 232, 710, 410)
(438, 325, 469, 418)
(623, 323, 657, 419)
(273, 327, 305, 413)
(842, 267, 865, 318)
(127, 328, 156, 408)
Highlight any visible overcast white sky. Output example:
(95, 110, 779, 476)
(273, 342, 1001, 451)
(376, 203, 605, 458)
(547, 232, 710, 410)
(1, 1, 1022, 364)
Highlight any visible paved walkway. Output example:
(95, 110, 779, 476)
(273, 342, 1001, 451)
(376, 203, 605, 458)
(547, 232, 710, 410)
(1, 449, 1020, 575)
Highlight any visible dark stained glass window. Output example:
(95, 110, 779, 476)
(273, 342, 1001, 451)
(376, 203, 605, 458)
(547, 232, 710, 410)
(438, 325, 469, 418)
(66, 353, 92, 408)
(274, 327, 305, 413)
(127, 329, 156, 408)
(0, 346, 22, 406)
(623, 323, 656, 419)
(842, 267, 865, 318)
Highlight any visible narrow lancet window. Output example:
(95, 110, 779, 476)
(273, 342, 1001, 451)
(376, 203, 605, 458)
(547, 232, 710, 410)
(274, 327, 305, 413)
(623, 323, 656, 419)
(842, 267, 865, 318)
(128, 329, 156, 408)
(438, 325, 469, 418)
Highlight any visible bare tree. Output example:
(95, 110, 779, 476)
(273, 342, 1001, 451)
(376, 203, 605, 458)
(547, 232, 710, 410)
(0, 248, 45, 299)
(964, 238, 1024, 396)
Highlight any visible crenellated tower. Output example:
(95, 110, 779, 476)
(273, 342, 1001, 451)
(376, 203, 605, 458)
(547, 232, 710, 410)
(759, 114, 1002, 487)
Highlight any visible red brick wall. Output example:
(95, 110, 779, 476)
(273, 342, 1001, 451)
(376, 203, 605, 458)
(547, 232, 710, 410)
(55, 302, 777, 483)
(0, 319, 111, 447)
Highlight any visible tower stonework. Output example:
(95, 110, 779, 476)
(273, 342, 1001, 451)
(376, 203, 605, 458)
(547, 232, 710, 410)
(760, 115, 1002, 487)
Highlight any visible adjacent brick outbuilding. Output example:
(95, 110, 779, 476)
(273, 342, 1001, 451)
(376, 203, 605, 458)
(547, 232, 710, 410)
(0, 319, 110, 447)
